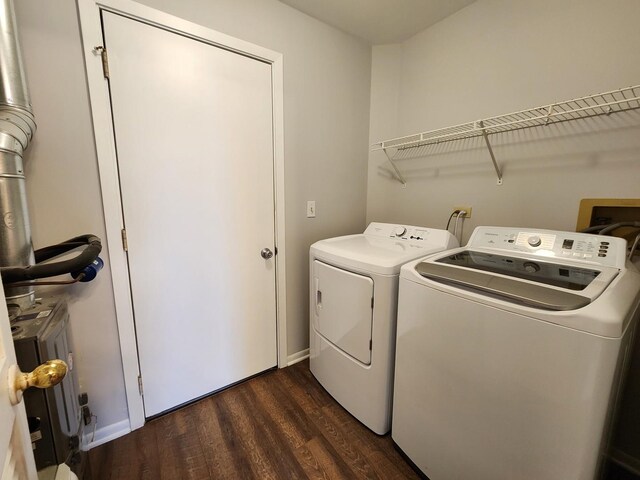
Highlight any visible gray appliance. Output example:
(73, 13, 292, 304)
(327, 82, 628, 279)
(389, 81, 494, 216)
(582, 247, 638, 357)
(11, 296, 84, 475)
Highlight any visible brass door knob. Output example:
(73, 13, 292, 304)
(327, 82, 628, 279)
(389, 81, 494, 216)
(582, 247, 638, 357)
(8, 359, 68, 406)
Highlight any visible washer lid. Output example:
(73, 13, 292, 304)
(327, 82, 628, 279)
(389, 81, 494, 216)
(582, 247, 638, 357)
(436, 251, 603, 292)
(311, 226, 457, 275)
(414, 248, 619, 311)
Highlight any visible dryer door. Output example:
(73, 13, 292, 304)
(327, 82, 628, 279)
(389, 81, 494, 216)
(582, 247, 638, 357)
(313, 261, 373, 365)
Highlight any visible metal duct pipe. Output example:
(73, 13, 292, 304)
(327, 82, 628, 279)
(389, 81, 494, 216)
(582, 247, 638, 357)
(0, 0, 37, 309)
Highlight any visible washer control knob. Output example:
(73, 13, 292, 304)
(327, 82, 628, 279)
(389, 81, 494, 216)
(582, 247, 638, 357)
(394, 226, 407, 237)
(523, 262, 540, 273)
(528, 235, 542, 247)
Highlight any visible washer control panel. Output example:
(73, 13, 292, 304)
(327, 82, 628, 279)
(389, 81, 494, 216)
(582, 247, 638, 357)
(468, 226, 627, 269)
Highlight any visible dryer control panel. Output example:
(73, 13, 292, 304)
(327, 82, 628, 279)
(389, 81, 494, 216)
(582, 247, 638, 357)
(468, 226, 628, 269)
(364, 222, 456, 246)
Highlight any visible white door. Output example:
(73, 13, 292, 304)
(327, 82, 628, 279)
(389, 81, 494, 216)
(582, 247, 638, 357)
(102, 12, 278, 417)
(0, 295, 38, 480)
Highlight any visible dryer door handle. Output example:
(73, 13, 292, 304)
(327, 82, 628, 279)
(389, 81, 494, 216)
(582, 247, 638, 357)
(315, 278, 322, 315)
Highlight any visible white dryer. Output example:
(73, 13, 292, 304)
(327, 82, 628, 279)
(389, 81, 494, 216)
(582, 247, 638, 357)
(310, 222, 458, 434)
(393, 226, 640, 480)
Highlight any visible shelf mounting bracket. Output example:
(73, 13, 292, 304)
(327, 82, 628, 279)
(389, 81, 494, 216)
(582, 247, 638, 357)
(383, 147, 407, 186)
(477, 120, 503, 185)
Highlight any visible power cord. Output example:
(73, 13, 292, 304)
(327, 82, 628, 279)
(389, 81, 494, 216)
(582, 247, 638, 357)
(90, 414, 98, 444)
(629, 232, 640, 260)
(454, 211, 467, 245)
(446, 209, 467, 244)
(446, 210, 459, 231)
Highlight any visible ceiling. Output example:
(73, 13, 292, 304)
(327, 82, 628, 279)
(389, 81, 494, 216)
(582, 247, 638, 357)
(277, 0, 477, 44)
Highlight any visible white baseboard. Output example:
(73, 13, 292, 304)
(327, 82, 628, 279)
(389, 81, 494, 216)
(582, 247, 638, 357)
(82, 419, 131, 451)
(287, 348, 309, 366)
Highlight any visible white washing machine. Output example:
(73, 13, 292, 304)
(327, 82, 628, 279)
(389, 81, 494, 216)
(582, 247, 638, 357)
(393, 226, 640, 480)
(309, 222, 458, 434)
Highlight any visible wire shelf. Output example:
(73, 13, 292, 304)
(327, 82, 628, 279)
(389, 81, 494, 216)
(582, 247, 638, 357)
(371, 84, 640, 185)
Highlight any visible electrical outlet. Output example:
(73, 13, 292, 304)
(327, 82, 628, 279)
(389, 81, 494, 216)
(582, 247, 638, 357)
(82, 405, 92, 426)
(307, 201, 316, 218)
(453, 206, 472, 218)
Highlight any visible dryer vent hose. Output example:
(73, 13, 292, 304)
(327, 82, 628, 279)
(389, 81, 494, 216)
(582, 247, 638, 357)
(0, 234, 102, 284)
(581, 221, 640, 235)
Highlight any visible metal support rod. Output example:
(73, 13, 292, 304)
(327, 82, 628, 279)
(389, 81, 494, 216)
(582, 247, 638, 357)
(383, 148, 407, 186)
(478, 121, 503, 185)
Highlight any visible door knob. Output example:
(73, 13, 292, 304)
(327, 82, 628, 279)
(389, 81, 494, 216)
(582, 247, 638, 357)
(261, 248, 274, 259)
(8, 360, 68, 406)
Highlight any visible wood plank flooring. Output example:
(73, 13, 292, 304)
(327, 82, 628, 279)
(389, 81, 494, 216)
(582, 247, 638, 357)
(88, 360, 419, 480)
(87, 359, 640, 480)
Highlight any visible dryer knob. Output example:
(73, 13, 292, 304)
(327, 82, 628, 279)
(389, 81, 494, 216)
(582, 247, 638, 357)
(394, 226, 407, 237)
(528, 235, 542, 247)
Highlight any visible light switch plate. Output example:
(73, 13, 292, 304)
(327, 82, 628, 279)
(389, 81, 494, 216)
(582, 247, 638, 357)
(307, 201, 316, 218)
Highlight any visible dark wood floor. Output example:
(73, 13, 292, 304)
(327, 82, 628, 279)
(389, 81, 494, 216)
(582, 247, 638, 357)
(606, 462, 640, 480)
(88, 360, 419, 479)
(87, 360, 640, 480)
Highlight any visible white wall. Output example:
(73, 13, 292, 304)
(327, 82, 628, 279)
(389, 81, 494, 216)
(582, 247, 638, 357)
(367, 0, 640, 242)
(15, 0, 371, 435)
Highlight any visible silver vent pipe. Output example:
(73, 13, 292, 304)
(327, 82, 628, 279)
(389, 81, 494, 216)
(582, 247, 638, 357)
(0, 0, 37, 309)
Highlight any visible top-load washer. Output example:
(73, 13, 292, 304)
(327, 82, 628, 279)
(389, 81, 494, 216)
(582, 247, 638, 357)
(309, 222, 458, 434)
(393, 226, 640, 480)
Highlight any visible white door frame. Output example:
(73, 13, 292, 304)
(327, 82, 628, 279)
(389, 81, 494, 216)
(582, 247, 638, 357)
(76, 0, 287, 431)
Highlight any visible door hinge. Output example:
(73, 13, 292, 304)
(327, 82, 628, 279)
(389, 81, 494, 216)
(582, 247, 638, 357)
(121, 228, 128, 251)
(94, 46, 109, 79)
(138, 375, 144, 396)
(369, 339, 372, 350)
(371, 297, 374, 309)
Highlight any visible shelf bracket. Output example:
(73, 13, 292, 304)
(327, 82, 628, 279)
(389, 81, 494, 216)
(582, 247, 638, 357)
(545, 104, 554, 124)
(383, 147, 407, 186)
(477, 120, 503, 185)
